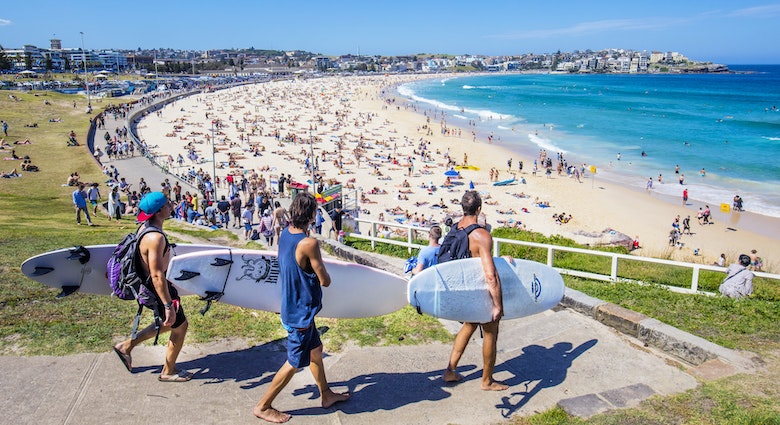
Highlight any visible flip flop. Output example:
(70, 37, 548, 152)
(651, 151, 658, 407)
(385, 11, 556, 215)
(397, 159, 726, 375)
(158, 371, 193, 382)
(113, 346, 132, 373)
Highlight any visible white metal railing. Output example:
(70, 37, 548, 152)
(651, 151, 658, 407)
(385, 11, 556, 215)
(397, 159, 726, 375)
(346, 217, 780, 294)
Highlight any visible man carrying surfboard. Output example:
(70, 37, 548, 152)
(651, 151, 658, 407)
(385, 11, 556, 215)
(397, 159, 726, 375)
(254, 192, 349, 423)
(113, 192, 192, 382)
(442, 190, 509, 391)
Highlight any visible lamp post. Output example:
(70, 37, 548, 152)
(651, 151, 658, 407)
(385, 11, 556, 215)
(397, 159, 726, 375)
(211, 120, 217, 200)
(79, 31, 91, 110)
(309, 130, 316, 195)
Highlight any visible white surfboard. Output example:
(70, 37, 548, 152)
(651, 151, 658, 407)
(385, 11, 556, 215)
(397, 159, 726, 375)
(407, 257, 565, 322)
(21, 244, 223, 298)
(166, 248, 408, 318)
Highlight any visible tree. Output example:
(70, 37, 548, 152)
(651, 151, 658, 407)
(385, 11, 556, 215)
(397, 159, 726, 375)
(0, 46, 12, 71)
(63, 56, 71, 71)
(24, 52, 33, 70)
(45, 55, 53, 71)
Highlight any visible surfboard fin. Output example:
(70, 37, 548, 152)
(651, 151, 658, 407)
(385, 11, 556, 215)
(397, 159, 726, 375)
(412, 291, 422, 315)
(173, 270, 200, 281)
(56, 285, 80, 298)
(199, 291, 224, 316)
(30, 266, 55, 276)
(67, 246, 90, 264)
(211, 257, 233, 267)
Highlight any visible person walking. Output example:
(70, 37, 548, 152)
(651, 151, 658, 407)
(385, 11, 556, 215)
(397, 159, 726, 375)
(230, 195, 242, 229)
(108, 185, 122, 221)
(253, 192, 349, 422)
(72, 183, 94, 226)
(242, 203, 254, 240)
(441, 191, 508, 391)
(112, 192, 192, 381)
(87, 183, 101, 216)
(272, 201, 290, 241)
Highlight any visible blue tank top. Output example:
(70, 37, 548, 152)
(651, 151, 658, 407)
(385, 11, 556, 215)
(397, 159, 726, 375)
(278, 228, 322, 329)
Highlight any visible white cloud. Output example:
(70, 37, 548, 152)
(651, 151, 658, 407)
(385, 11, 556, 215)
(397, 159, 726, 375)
(729, 4, 780, 17)
(0, 19, 12, 26)
(488, 18, 687, 40)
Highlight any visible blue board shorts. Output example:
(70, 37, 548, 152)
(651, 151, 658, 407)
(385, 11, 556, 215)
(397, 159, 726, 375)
(284, 321, 322, 368)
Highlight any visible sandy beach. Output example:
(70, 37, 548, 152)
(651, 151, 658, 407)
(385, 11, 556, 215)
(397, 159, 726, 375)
(135, 75, 778, 270)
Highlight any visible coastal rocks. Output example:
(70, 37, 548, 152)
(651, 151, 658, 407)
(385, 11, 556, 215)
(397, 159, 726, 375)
(568, 228, 633, 249)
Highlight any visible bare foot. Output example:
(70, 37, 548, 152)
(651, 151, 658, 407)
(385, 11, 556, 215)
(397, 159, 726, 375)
(322, 390, 350, 409)
(252, 406, 291, 423)
(481, 380, 509, 391)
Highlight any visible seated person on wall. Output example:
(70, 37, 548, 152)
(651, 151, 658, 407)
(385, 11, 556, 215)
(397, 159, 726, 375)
(719, 254, 754, 299)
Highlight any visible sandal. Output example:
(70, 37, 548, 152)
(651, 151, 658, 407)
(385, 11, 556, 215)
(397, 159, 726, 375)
(158, 371, 193, 382)
(113, 346, 132, 373)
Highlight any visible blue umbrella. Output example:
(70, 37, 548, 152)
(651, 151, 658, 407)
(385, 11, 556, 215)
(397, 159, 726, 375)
(469, 180, 475, 189)
(444, 168, 459, 177)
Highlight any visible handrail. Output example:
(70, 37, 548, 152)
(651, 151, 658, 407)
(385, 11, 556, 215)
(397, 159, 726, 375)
(345, 217, 780, 294)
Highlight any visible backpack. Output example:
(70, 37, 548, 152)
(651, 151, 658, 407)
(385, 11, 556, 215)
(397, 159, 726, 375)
(260, 218, 272, 238)
(437, 222, 481, 264)
(107, 224, 164, 343)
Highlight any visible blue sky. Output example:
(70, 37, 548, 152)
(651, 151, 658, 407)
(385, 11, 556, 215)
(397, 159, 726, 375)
(1, 1, 778, 64)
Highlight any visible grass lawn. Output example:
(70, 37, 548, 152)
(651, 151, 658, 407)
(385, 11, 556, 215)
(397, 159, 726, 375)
(2, 89, 778, 424)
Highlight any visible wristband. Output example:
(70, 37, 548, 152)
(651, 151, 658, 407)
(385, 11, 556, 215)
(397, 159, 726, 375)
(164, 301, 173, 309)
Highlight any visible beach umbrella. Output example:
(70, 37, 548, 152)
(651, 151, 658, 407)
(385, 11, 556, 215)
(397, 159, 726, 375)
(444, 169, 459, 177)
(469, 181, 475, 189)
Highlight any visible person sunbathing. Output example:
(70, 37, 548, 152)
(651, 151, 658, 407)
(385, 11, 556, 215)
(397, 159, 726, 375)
(1, 169, 21, 178)
(21, 159, 39, 172)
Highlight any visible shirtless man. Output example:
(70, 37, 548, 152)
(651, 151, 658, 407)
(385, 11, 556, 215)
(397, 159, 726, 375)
(442, 190, 508, 391)
(112, 192, 192, 382)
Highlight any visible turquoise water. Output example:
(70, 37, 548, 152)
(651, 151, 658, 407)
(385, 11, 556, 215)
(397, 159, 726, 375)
(398, 65, 780, 217)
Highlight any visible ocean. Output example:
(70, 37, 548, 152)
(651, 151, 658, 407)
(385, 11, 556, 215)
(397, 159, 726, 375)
(397, 65, 780, 218)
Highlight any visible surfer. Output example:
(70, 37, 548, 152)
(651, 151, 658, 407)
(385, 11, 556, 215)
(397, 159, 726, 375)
(113, 192, 192, 382)
(254, 192, 349, 423)
(442, 190, 509, 391)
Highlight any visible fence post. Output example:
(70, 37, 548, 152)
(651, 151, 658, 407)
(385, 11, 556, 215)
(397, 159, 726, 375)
(371, 222, 377, 249)
(407, 228, 414, 254)
(691, 266, 700, 292)
(611, 255, 619, 281)
(547, 247, 554, 267)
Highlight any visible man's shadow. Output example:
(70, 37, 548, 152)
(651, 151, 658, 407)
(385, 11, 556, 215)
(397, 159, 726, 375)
(494, 339, 598, 418)
(283, 366, 475, 417)
(145, 338, 290, 389)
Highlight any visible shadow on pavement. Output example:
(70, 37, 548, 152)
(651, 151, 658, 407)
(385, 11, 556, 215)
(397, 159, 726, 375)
(495, 339, 598, 417)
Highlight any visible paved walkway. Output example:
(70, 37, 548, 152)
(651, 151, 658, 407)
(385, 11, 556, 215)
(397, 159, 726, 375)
(0, 100, 757, 425)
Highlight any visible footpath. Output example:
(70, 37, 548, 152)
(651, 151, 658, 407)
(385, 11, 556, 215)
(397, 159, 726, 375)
(0, 104, 761, 425)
